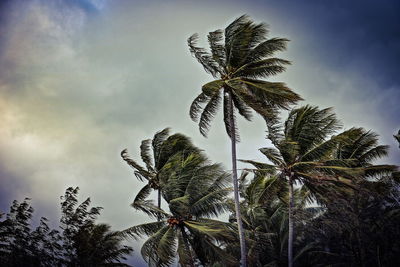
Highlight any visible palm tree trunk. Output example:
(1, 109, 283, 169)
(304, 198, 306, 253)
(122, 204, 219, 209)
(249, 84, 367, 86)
(228, 91, 247, 267)
(288, 176, 294, 267)
(157, 189, 161, 222)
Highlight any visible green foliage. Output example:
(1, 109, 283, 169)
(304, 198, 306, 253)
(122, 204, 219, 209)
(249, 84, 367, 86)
(121, 129, 202, 219)
(0, 199, 62, 266)
(188, 14, 302, 139)
(0, 188, 133, 267)
(123, 147, 238, 266)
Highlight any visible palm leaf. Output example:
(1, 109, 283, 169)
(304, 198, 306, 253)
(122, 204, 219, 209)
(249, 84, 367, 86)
(152, 128, 170, 170)
(121, 149, 151, 181)
(140, 139, 154, 172)
(157, 227, 177, 265)
(188, 33, 221, 77)
(199, 90, 221, 137)
(208, 29, 226, 69)
(122, 221, 165, 240)
(245, 37, 289, 63)
(189, 92, 209, 121)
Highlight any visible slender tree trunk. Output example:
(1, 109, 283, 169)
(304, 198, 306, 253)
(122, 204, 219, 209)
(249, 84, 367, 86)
(288, 176, 294, 267)
(157, 189, 161, 222)
(228, 91, 247, 267)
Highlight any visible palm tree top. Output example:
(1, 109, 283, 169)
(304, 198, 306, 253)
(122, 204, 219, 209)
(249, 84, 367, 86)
(123, 154, 237, 266)
(188, 15, 302, 139)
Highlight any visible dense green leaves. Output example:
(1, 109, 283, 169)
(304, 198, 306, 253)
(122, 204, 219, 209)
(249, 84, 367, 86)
(188, 15, 302, 139)
(0, 188, 133, 267)
(123, 136, 237, 266)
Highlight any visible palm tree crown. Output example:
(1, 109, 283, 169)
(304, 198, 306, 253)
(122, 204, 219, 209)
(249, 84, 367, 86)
(124, 152, 237, 266)
(121, 128, 200, 217)
(188, 14, 302, 138)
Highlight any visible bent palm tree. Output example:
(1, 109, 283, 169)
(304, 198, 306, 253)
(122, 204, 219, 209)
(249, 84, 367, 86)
(242, 105, 360, 267)
(188, 15, 302, 266)
(121, 129, 199, 220)
(123, 152, 237, 266)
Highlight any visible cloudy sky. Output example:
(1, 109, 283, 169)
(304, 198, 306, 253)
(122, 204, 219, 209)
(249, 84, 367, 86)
(0, 0, 399, 265)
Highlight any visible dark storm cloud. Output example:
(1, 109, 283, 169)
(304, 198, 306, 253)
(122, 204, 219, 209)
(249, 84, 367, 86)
(256, 0, 400, 110)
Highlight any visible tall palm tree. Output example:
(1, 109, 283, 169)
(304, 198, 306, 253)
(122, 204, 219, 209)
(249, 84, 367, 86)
(242, 105, 360, 267)
(121, 128, 199, 220)
(187, 15, 302, 266)
(123, 152, 237, 266)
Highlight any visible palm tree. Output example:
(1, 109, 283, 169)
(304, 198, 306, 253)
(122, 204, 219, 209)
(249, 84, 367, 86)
(123, 152, 238, 266)
(121, 128, 199, 220)
(242, 105, 359, 267)
(187, 15, 302, 266)
(330, 127, 397, 266)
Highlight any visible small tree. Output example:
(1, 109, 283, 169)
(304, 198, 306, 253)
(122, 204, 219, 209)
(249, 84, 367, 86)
(60, 187, 133, 266)
(0, 199, 63, 267)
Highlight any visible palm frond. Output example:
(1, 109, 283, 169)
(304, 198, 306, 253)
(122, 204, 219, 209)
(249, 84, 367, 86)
(176, 230, 193, 266)
(225, 16, 268, 68)
(231, 90, 253, 121)
(284, 105, 342, 155)
(188, 34, 221, 77)
(234, 58, 291, 79)
(246, 37, 289, 63)
(140, 139, 154, 172)
(131, 199, 169, 219)
(227, 78, 302, 109)
(157, 227, 177, 265)
(133, 184, 152, 204)
(189, 92, 209, 122)
(240, 159, 277, 176)
(121, 149, 151, 181)
(201, 79, 224, 96)
(190, 188, 232, 218)
(359, 145, 389, 163)
(122, 221, 165, 240)
(141, 226, 169, 266)
(199, 90, 221, 137)
(260, 147, 284, 165)
(152, 128, 170, 169)
(185, 220, 236, 241)
(208, 29, 226, 69)
(362, 165, 398, 178)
